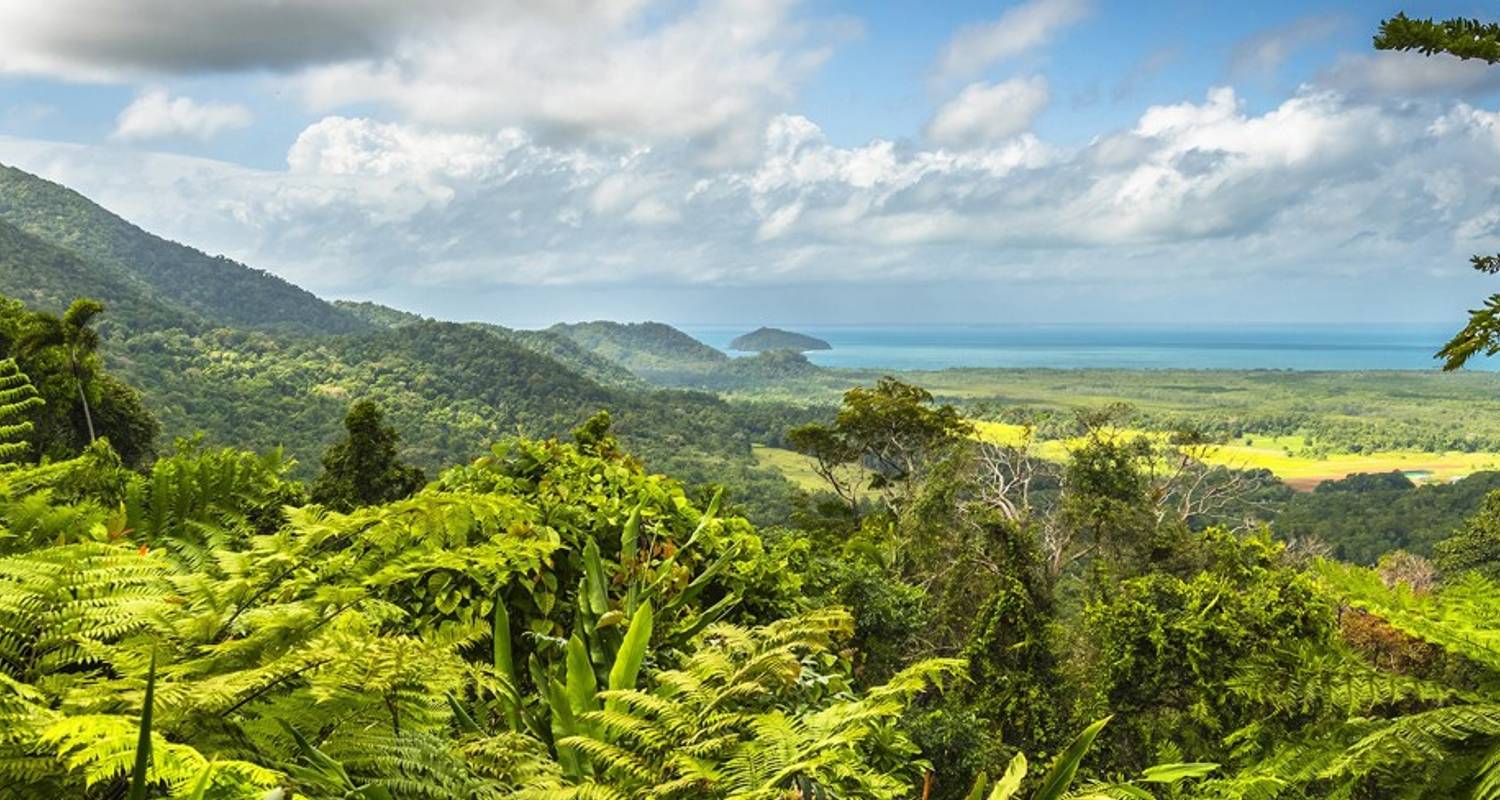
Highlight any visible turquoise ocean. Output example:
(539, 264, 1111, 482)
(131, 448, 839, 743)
(676, 324, 1491, 371)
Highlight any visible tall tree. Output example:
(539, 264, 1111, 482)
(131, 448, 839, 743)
(20, 298, 104, 441)
(1374, 14, 1500, 368)
(311, 400, 425, 511)
(788, 376, 972, 513)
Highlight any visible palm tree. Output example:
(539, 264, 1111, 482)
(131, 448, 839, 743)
(22, 298, 104, 444)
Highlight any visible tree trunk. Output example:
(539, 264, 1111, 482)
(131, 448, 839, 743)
(77, 381, 96, 444)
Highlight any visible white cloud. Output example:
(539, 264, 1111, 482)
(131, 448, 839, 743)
(1317, 50, 1500, 98)
(111, 90, 252, 142)
(0, 0, 835, 157)
(4, 85, 1498, 318)
(926, 76, 1049, 148)
(293, 0, 832, 157)
(933, 0, 1090, 82)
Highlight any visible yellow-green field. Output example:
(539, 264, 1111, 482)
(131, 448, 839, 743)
(759, 422, 1500, 493)
(751, 444, 847, 492)
(1198, 437, 1500, 490)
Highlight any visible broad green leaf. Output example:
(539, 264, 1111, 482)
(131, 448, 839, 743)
(620, 504, 641, 565)
(583, 537, 611, 617)
(963, 770, 988, 800)
(566, 633, 600, 718)
(1032, 716, 1110, 800)
(989, 752, 1027, 800)
(608, 601, 654, 707)
(1140, 762, 1219, 783)
(493, 598, 521, 731)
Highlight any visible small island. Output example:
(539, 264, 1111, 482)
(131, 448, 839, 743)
(729, 326, 832, 352)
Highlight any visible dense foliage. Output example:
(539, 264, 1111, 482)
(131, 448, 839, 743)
(310, 401, 426, 511)
(0, 297, 159, 468)
(1274, 471, 1500, 564)
(4, 290, 1500, 799)
(11, 117, 1500, 799)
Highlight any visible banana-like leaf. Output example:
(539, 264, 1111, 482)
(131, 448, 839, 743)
(127, 649, 156, 800)
(620, 504, 641, 565)
(493, 598, 522, 731)
(1139, 762, 1218, 784)
(583, 538, 611, 617)
(964, 770, 988, 800)
(608, 601, 654, 709)
(566, 633, 600, 720)
(1032, 717, 1110, 800)
(989, 753, 1027, 800)
(547, 678, 584, 777)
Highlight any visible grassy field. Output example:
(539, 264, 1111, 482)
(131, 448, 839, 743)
(969, 421, 1500, 490)
(729, 369, 1500, 492)
(1200, 436, 1500, 490)
(718, 370, 1500, 444)
(752, 444, 842, 492)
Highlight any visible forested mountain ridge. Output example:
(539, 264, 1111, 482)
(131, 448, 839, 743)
(0, 163, 367, 335)
(336, 299, 646, 388)
(0, 170, 820, 520)
(9, 292, 819, 520)
(549, 319, 730, 377)
(0, 217, 196, 333)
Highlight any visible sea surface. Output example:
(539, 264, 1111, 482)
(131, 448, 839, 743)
(676, 324, 1491, 372)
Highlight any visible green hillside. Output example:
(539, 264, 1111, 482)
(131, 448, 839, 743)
(0, 163, 366, 334)
(0, 217, 196, 333)
(548, 320, 729, 378)
(335, 299, 645, 388)
(108, 319, 817, 519)
(0, 170, 817, 521)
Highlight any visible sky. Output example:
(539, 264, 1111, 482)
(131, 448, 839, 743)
(2, 0, 1500, 327)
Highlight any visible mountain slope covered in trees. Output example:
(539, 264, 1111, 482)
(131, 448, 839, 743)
(0, 217, 191, 333)
(0, 167, 822, 521)
(548, 320, 730, 379)
(0, 164, 367, 334)
(336, 300, 645, 388)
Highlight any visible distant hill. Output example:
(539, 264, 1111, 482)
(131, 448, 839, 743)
(0, 167, 819, 522)
(335, 300, 643, 388)
(545, 320, 834, 391)
(0, 217, 197, 333)
(109, 318, 822, 520)
(730, 327, 831, 352)
(471, 324, 645, 389)
(672, 350, 826, 391)
(0, 163, 365, 335)
(548, 320, 729, 379)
